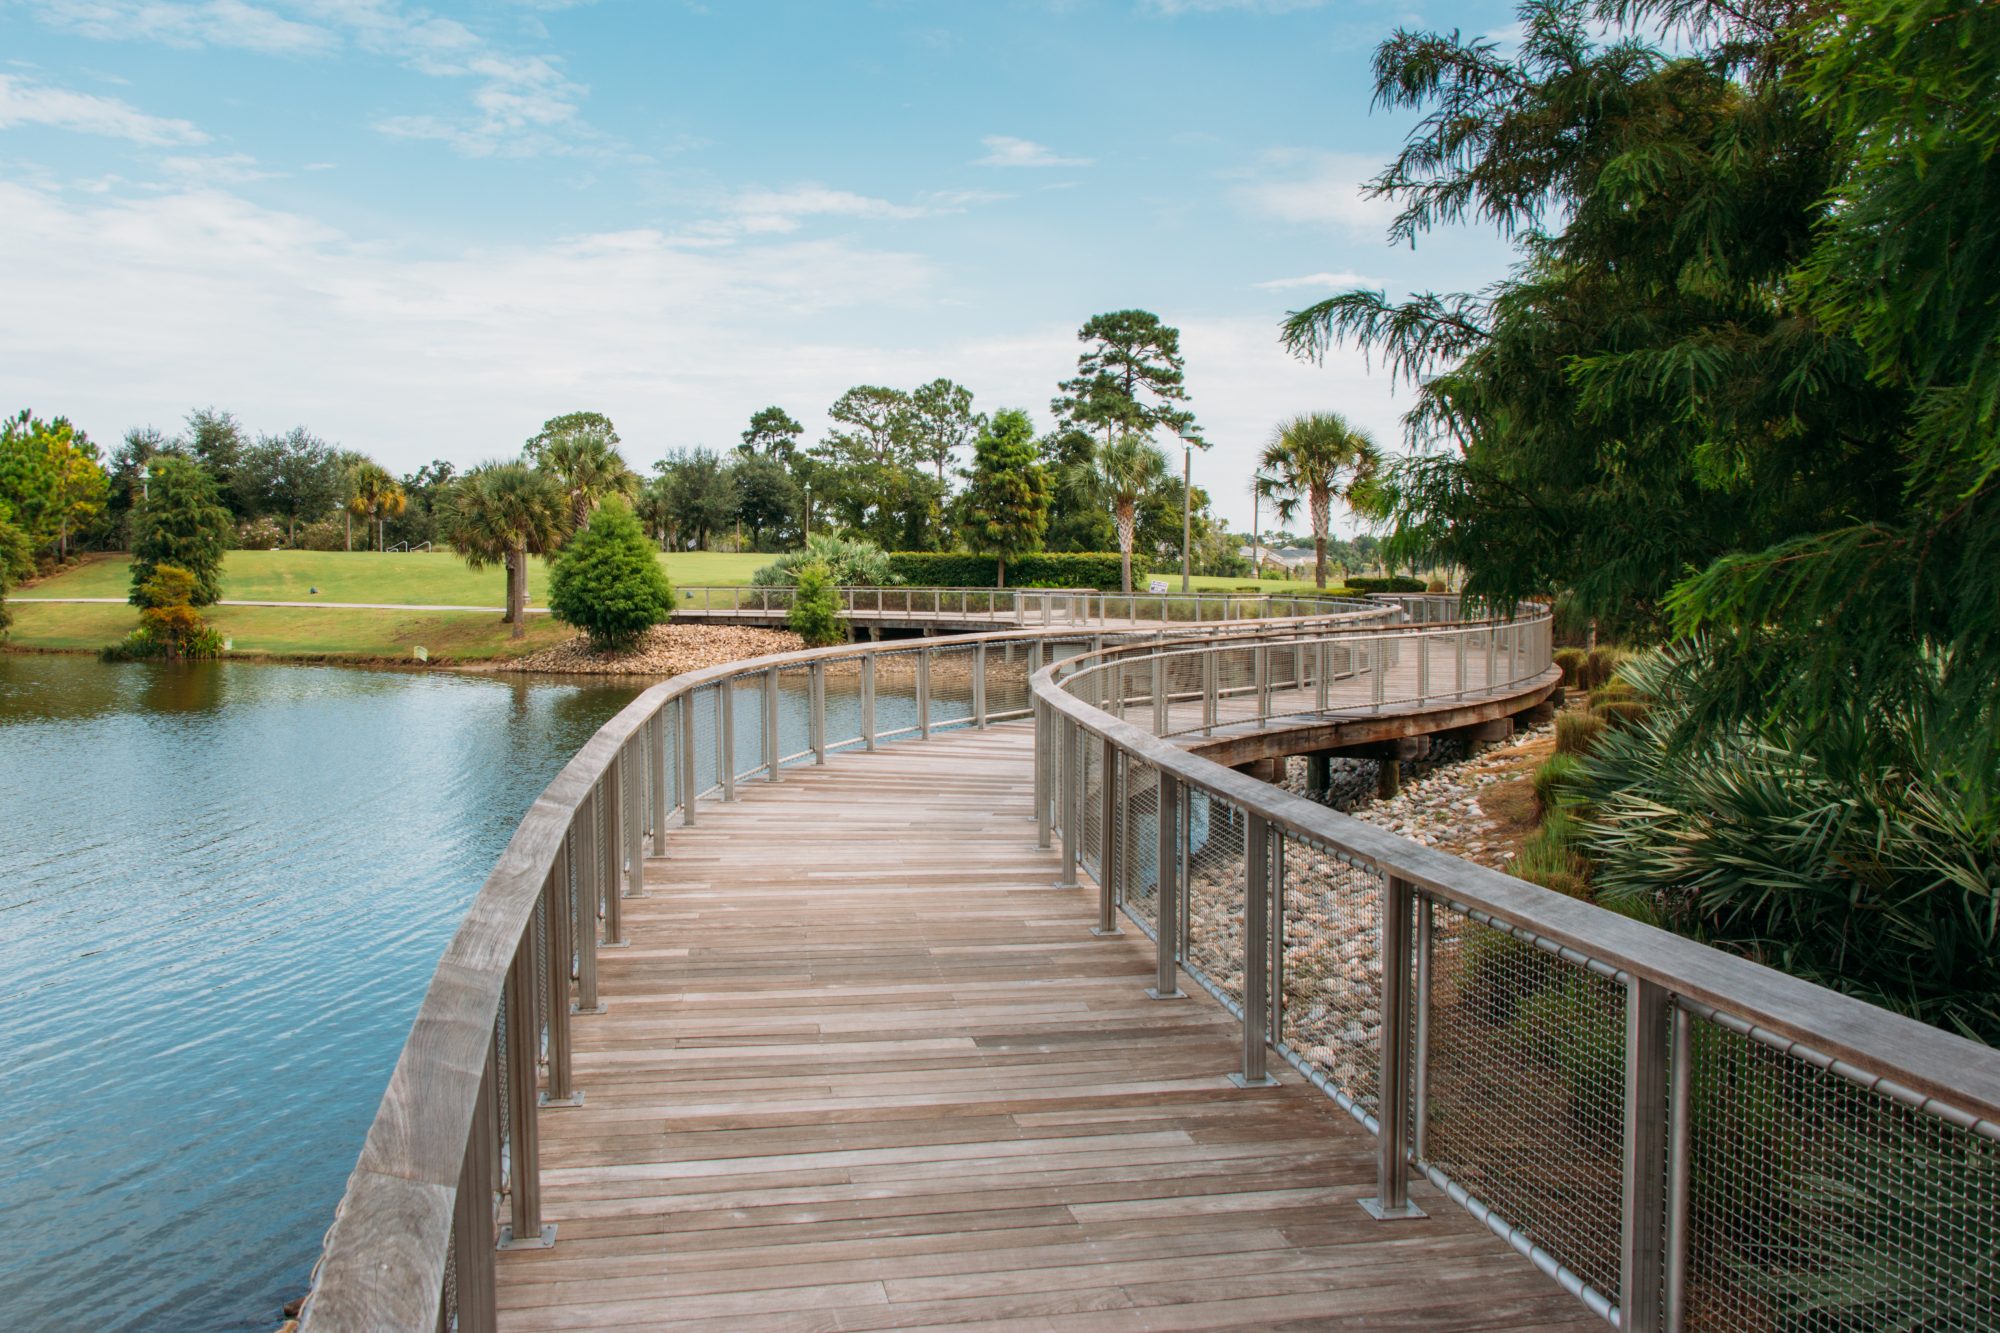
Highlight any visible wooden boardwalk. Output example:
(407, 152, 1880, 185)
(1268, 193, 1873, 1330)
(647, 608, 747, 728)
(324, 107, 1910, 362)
(495, 723, 1595, 1331)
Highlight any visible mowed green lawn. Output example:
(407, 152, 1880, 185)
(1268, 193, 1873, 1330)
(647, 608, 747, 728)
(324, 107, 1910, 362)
(18, 549, 775, 607)
(5, 601, 576, 660)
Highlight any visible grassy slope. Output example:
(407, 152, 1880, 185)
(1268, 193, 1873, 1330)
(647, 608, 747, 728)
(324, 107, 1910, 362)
(20, 549, 771, 605)
(6, 601, 575, 660)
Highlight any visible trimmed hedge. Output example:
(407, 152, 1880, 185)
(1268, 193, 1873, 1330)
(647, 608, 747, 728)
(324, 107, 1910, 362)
(1344, 574, 1428, 593)
(886, 551, 1147, 592)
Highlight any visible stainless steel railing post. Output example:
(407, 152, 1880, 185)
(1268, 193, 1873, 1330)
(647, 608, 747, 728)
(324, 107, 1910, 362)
(1058, 719, 1080, 888)
(764, 667, 781, 780)
(719, 678, 736, 800)
(861, 654, 877, 751)
(648, 709, 668, 852)
(1092, 735, 1119, 936)
(599, 776, 624, 947)
(1620, 978, 1672, 1332)
(450, 1057, 498, 1333)
(540, 854, 580, 1105)
(1413, 893, 1433, 1162)
(623, 740, 643, 898)
(499, 936, 552, 1248)
(1362, 873, 1423, 1217)
(973, 644, 987, 728)
(916, 650, 931, 740)
(1665, 1004, 1692, 1333)
(1149, 771, 1184, 1000)
(1231, 814, 1277, 1087)
(572, 820, 602, 1014)
(1034, 700, 1052, 849)
(810, 663, 827, 763)
(1151, 652, 1167, 735)
(678, 696, 697, 828)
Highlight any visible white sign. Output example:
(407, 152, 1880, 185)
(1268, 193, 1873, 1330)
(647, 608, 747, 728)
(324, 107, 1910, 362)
(1147, 580, 1169, 595)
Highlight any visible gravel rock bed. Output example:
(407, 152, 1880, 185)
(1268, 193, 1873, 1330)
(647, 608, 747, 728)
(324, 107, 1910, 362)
(1179, 717, 1556, 1104)
(509, 624, 804, 676)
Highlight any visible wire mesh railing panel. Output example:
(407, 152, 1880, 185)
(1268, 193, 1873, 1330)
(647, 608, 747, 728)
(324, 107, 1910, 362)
(1422, 911, 1628, 1302)
(1677, 1010, 2000, 1332)
(983, 641, 1033, 719)
(729, 680, 763, 783)
(869, 649, 923, 742)
(1276, 834, 1384, 1113)
(775, 664, 814, 764)
(1080, 736, 1103, 883)
(1121, 759, 1162, 932)
(688, 684, 718, 798)
(1184, 786, 1249, 1010)
(821, 658, 866, 752)
(927, 645, 976, 731)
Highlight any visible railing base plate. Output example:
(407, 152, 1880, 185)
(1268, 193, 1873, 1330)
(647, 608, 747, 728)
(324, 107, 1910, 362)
(572, 1003, 607, 1015)
(538, 1091, 584, 1108)
(1090, 926, 1122, 937)
(1359, 1197, 1427, 1221)
(497, 1224, 557, 1250)
(1144, 987, 1187, 1001)
(1227, 1073, 1280, 1089)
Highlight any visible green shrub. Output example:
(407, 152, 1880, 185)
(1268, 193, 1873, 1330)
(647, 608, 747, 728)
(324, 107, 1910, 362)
(1532, 752, 1585, 814)
(547, 499, 674, 651)
(236, 516, 287, 550)
(786, 561, 845, 647)
(1554, 647, 1588, 686)
(105, 564, 224, 660)
(1555, 710, 1606, 755)
(753, 533, 898, 587)
(1344, 574, 1426, 593)
(881, 550, 1142, 591)
(130, 455, 230, 606)
(1513, 809, 1590, 893)
(1593, 696, 1652, 729)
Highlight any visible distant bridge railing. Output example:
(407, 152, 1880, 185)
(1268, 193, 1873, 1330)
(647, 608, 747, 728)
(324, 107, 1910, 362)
(671, 583, 1384, 626)
(1033, 610, 2000, 1331)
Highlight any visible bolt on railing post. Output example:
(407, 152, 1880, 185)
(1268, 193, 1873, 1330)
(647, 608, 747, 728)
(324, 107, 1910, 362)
(861, 654, 877, 751)
(677, 697, 697, 828)
(917, 650, 931, 739)
(1621, 978, 1672, 1332)
(1092, 735, 1120, 936)
(540, 855, 580, 1106)
(648, 709, 668, 853)
(450, 1056, 499, 1333)
(719, 679, 736, 800)
(1149, 770, 1184, 1000)
(1058, 718, 1080, 888)
(810, 662, 827, 763)
(1665, 1002, 1692, 1333)
(764, 667, 781, 780)
(1362, 873, 1424, 1217)
(972, 644, 987, 728)
(599, 777, 624, 947)
(499, 935, 553, 1248)
(1230, 814, 1277, 1087)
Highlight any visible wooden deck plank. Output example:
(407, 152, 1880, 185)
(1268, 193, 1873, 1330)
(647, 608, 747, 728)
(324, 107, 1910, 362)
(495, 723, 1595, 1331)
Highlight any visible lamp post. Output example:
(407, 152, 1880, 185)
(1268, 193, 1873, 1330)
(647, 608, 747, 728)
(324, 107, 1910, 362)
(1180, 440, 1193, 594)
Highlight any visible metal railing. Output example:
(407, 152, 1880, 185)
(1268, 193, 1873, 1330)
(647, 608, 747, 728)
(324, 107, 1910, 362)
(297, 600, 1421, 1332)
(672, 584, 1386, 626)
(1033, 612, 2000, 1332)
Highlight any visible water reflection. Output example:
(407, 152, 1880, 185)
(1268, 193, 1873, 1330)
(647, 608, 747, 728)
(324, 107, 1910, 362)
(0, 655, 644, 1332)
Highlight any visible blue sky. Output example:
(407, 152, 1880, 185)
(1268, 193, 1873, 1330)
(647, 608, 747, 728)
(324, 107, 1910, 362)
(0, 0, 1523, 529)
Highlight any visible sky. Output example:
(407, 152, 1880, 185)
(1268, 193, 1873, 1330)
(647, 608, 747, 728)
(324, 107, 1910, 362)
(0, 0, 1526, 532)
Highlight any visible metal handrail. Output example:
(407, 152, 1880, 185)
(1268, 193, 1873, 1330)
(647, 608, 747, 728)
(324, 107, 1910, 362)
(1031, 612, 2000, 1330)
(670, 584, 1386, 626)
(297, 601, 1409, 1331)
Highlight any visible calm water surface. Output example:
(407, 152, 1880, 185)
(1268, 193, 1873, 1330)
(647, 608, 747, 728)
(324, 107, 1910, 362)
(0, 655, 646, 1332)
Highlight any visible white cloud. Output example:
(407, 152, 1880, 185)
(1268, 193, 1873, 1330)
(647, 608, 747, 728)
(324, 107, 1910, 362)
(28, 0, 336, 53)
(719, 185, 931, 235)
(0, 74, 207, 144)
(1141, 0, 1332, 12)
(159, 151, 279, 183)
(1234, 149, 1397, 236)
(975, 135, 1091, 168)
(1254, 270, 1383, 291)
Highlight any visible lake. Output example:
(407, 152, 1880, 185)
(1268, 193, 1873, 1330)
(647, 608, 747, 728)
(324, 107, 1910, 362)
(0, 655, 648, 1332)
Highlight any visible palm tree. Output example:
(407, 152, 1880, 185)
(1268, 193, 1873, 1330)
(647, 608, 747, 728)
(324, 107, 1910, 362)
(1255, 412, 1382, 589)
(347, 462, 408, 552)
(1075, 433, 1172, 594)
(442, 463, 569, 637)
(540, 434, 639, 531)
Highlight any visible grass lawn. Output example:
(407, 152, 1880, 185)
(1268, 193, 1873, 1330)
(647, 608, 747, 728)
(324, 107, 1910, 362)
(6, 600, 573, 660)
(19, 549, 776, 607)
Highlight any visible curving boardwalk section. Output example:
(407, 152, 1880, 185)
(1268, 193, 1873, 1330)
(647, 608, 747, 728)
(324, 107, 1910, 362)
(495, 724, 1595, 1331)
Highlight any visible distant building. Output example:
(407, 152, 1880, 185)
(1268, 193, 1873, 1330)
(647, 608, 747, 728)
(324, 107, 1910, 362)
(1238, 544, 1318, 575)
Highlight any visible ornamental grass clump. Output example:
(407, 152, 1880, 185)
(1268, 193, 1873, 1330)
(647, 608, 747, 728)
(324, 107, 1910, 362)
(547, 499, 673, 652)
(1554, 646, 1588, 686)
(1532, 751, 1585, 816)
(1555, 709, 1606, 756)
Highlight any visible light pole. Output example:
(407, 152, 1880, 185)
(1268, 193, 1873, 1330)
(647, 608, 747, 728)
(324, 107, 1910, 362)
(1180, 441, 1193, 594)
